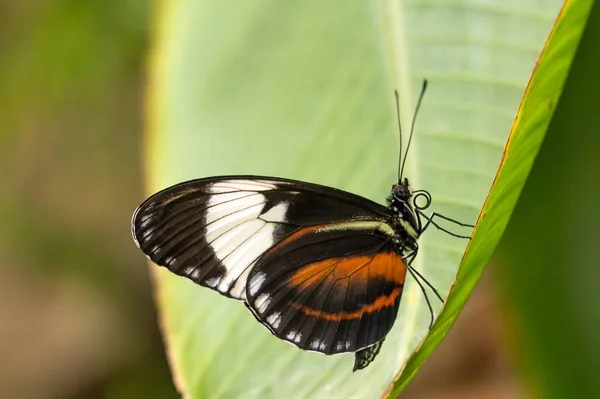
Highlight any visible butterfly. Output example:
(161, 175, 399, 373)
(131, 80, 473, 371)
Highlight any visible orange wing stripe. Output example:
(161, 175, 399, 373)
(288, 251, 406, 289)
(290, 288, 402, 321)
(287, 251, 405, 321)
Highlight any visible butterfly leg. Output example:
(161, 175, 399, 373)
(428, 211, 475, 228)
(403, 248, 444, 329)
(418, 211, 472, 239)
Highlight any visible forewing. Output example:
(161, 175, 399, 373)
(132, 176, 390, 299)
(246, 221, 406, 355)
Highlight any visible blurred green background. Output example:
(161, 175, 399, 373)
(0, 1, 177, 398)
(1, 1, 597, 398)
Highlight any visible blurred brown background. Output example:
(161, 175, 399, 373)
(0, 1, 524, 398)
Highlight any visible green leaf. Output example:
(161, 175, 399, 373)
(386, 0, 596, 396)
(495, 1, 600, 398)
(144, 1, 565, 397)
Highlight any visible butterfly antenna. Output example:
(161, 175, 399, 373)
(394, 90, 403, 183)
(398, 79, 429, 181)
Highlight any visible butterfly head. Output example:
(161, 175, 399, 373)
(392, 178, 412, 202)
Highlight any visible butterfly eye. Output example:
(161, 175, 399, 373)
(393, 184, 411, 200)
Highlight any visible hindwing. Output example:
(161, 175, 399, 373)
(245, 221, 406, 356)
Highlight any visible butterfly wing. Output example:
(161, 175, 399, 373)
(354, 340, 385, 371)
(246, 220, 406, 357)
(131, 176, 391, 300)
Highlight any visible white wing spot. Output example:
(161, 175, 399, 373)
(228, 180, 276, 191)
(204, 276, 221, 288)
(207, 190, 252, 205)
(141, 231, 155, 243)
(310, 339, 320, 350)
(209, 180, 275, 193)
(218, 223, 275, 293)
(286, 330, 298, 341)
(211, 219, 264, 263)
(204, 194, 265, 232)
(293, 332, 302, 344)
(260, 202, 288, 223)
(266, 312, 281, 329)
(248, 272, 266, 296)
(164, 256, 176, 267)
(230, 265, 253, 299)
(254, 293, 271, 314)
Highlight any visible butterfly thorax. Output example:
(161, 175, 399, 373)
(388, 179, 420, 253)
